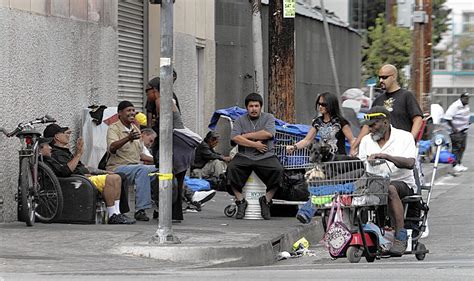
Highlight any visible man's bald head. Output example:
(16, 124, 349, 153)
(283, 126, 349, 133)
(380, 64, 398, 78)
(378, 64, 400, 92)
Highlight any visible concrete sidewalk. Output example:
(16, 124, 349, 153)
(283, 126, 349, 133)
(0, 191, 320, 273)
(0, 160, 451, 273)
(114, 192, 321, 267)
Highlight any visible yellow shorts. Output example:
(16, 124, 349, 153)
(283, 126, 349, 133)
(88, 175, 108, 193)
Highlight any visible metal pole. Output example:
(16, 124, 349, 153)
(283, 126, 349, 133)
(320, 0, 341, 97)
(152, 0, 179, 244)
(250, 0, 265, 99)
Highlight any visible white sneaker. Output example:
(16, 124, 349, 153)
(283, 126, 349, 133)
(192, 190, 217, 205)
(453, 165, 464, 173)
(458, 164, 468, 172)
(421, 220, 429, 239)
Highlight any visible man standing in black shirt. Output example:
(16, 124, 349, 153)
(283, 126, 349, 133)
(351, 64, 423, 156)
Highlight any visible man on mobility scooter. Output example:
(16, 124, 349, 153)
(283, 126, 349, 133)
(358, 106, 417, 255)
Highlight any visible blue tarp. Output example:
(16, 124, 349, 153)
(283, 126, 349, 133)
(208, 106, 311, 137)
(418, 140, 431, 154)
(308, 182, 356, 196)
(184, 176, 211, 191)
(208, 106, 247, 130)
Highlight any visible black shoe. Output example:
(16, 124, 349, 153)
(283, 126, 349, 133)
(134, 209, 150, 222)
(108, 214, 127, 224)
(119, 214, 136, 224)
(259, 196, 272, 220)
(296, 213, 310, 224)
(153, 210, 159, 219)
(235, 199, 248, 219)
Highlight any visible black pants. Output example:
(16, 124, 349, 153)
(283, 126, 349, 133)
(450, 131, 468, 166)
(227, 154, 283, 193)
(150, 174, 184, 221)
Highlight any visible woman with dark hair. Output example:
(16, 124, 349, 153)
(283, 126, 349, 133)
(286, 92, 355, 223)
(286, 92, 354, 157)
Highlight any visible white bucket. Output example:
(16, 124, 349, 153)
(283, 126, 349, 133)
(243, 172, 266, 220)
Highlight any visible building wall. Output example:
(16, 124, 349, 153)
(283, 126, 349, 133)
(432, 0, 474, 111)
(295, 15, 361, 124)
(148, 0, 216, 136)
(0, 1, 118, 222)
(215, 0, 256, 110)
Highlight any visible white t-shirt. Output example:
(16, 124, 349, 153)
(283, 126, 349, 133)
(358, 126, 417, 189)
(444, 99, 470, 132)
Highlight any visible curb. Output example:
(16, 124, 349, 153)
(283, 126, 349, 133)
(114, 164, 446, 268)
(114, 220, 324, 267)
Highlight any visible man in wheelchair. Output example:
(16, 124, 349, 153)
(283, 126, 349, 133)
(358, 106, 417, 255)
(41, 124, 135, 224)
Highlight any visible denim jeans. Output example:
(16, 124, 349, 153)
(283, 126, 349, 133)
(114, 164, 157, 210)
(297, 199, 317, 222)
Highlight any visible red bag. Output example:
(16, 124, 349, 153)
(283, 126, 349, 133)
(322, 195, 352, 256)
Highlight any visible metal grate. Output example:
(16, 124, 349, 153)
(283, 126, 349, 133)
(118, 0, 145, 112)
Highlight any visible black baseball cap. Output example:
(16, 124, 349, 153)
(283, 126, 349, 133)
(43, 124, 69, 138)
(146, 77, 160, 92)
(362, 106, 391, 126)
(461, 92, 469, 98)
(38, 137, 53, 145)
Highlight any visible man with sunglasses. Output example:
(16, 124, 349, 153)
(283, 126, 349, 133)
(351, 64, 423, 156)
(358, 106, 417, 255)
(43, 124, 135, 224)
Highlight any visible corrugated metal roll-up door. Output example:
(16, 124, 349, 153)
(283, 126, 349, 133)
(118, 0, 146, 112)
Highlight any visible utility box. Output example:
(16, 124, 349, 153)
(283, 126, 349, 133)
(397, 0, 415, 28)
(413, 11, 429, 23)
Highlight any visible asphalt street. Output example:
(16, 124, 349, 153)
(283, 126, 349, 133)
(1, 131, 473, 280)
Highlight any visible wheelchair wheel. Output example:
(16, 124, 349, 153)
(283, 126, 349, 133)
(346, 246, 362, 263)
(415, 242, 427, 261)
(224, 205, 236, 217)
(96, 201, 107, 224)
(35, 162, 63, 223)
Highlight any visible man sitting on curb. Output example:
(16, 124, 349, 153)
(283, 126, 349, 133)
(106, 101, 158, 222)
(192, 131, 231, 184)
(358, 106, 417, 255)
(41, 125, 134, 224)
(227, 93, 283, 220)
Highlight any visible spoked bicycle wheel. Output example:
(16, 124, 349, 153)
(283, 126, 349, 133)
(19, 158, 35, 226)
(35, 162, 63, 223)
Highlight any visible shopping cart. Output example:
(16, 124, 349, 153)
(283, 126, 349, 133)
(306, 159, 389, 211)
(274, 131, 313, 170)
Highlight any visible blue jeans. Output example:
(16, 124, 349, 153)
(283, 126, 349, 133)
(114, 164, 157, 211)
(297, 199, 317, 223)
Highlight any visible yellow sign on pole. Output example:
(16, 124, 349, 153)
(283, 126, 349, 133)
(283, 0, 295, 18)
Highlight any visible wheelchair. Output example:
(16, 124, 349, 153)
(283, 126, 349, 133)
(317, 133, 445, 263)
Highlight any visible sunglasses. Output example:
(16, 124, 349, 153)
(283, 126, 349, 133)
(378, 75, 392, 80)
(364, 112, 387, 120)
(318, 102, 328, 107)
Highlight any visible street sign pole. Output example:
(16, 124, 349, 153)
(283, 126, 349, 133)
(151, 0, 179, 244)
